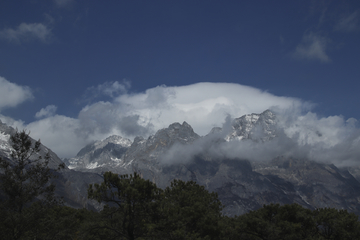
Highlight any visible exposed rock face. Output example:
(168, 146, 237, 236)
(2, 111, 360, 216)
(66, 135, 131, 170)
(65, 110, 360, 216)
(253, 157, 360, 213)
(225, 109, 277, 142)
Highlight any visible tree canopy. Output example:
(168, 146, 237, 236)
(0, 130, 64, 239)
(1, 130, 360, 239)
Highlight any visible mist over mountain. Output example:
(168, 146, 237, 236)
(56, 110, 360, 216)
(0, 120, 103, 210)
(2, 109, 360, 215)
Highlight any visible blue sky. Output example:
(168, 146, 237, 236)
(1, 0, 360, 159)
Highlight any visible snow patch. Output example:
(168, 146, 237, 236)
(87, 162, 99, 169)
(111, 157, 123, 162)
(0, 132, 11, 152)
(0, 132, 10, 142)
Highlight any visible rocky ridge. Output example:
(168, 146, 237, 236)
(2, 111, 360, 216)
(65, 110, 360, 216)
(66, 135, 131, 170)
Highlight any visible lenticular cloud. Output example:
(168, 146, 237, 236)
(82, 82, 303, 137)
(4, 81, 359, 166)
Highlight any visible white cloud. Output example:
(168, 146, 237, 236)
(334, 11, 359, 32)
(0, 76, 33, 111)
(161, 108, 360, 167)
(26, 115, 88, 158)
(277, 111, 360, 166)
(293, 32, 331, 63)
(96, 82, 302, 137)
(2, 81, 360, 167)
(0, 23, 52, 43)
(35, 105, 58, 119)
(0, 114, 26, 129)
(1, 82, 301, 158)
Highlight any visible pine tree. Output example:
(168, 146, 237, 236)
(159, 180, 223, 239)
(88, 171, 163, 240)
(0, 130, 64, 240)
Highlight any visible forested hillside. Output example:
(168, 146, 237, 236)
(0, 130, 359, 239)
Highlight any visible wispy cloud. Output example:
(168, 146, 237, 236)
(293, 32, 331, 63)
(0, 76, 33, 111)
(54, 0, 75, 8)
(334, 11, 359, 32)
(0, 23, 52, 43)
(80, 80, 131, 103)
(35, 105, 58, 119)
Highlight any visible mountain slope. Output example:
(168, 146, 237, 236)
(66, 110, 360, 216)
(3, 111, 360, 216)
(0, 120, 103, 210)
(66, 135, 131, 170)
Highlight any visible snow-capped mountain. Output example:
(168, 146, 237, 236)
(67, 110, 277, 172)
(66, 135, 131, 169)
(3, 111, 360, 216)
(63, 110, 360, 216)
(224, 109, 277, 142)
(0, 120, 103, 210)
(0, 128, 12, 160)
(0, 120, 64, 169)
(123, 121, 200, 164)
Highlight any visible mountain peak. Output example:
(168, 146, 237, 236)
(182, 121, 192, 128)
(168, 121, 193, 130)
(161, 121, 199, 142)
(225, 109, 277, 142)
(101, 135, 132, 148)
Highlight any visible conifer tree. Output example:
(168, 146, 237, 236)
(0, 130, 64, 240)
(88, 171, 163, 240)
(159, 179, 223, 240)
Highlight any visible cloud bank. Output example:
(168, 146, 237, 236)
(1, 81, 302, 158)
(161, 109, 360, 167)
(1, 80, 360, 168)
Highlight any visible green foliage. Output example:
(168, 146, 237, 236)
(88, 174, 224, 240)
(1, 132, 360, 240)
(0, 130, 64, 240)
(88, 172, 163, 240)
(159, 180, 223, 240)
(0, 131, 57, 210)
(313, 207, 360, 239)
(220, 203, 360, 240)
(236, 203, 316, 240)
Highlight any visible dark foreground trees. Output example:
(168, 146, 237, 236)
(0, 130, 64, 239)
(88, 172, 163, 239)
(221, 203, 360, 240)
(87, 173, 223, 240)
(89, 172, 360, 240)
(1, 130, 360, 239)
(87, 172, 360, 240)
(159, 180, 223, 239)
